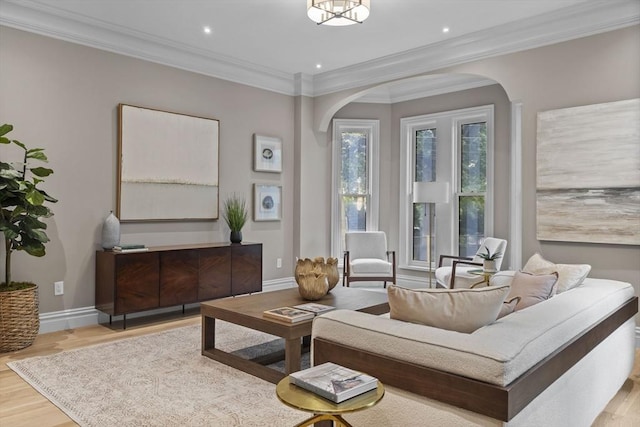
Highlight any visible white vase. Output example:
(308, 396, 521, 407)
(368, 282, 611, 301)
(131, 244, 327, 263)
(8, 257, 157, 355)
(101, 211, 120, 249)
(483, 259, 497, 273)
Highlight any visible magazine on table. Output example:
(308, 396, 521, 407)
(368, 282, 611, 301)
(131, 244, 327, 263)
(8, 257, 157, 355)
(292, 303, 335, 315)
(289, 362, 378, 403)
(263, 307, 315, 323)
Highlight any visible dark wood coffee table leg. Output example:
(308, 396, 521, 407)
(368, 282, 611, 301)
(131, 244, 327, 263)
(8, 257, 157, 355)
(202, 315, 215, 351)
(285, 337, 302, 374)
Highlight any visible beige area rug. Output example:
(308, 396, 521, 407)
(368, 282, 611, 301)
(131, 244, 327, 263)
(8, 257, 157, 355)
(7, 322, 309, 427)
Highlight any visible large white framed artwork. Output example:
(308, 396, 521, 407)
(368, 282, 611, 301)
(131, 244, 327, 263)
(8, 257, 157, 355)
(117, 104, 220, 221)
(536, 98, 640, 245)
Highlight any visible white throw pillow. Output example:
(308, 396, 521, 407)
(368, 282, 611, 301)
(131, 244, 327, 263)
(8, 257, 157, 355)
(387, 284, 510, 333)
(523, 253, 591, 293)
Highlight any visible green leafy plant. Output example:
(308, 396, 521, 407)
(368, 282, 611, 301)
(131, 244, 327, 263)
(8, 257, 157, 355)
(222, 194, 247, 232)
(0, 124, 57, 290)
(477, 247, 502, 261)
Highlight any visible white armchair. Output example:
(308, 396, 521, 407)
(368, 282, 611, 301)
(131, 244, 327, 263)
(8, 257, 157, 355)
(434, 237, 507, 289)
(343, 231, 396, 288)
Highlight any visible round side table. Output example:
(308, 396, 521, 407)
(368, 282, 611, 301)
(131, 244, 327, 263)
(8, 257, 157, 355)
(276, 376, 385, 427)
(467, 269, 496, 288)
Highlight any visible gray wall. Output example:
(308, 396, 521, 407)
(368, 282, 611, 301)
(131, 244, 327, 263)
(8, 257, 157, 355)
(0, 27, 295, 314)
(1, 23, 638, 318)
(314, 25, 640, 293)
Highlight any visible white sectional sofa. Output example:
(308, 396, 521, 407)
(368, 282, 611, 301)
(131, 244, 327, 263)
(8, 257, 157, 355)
(311, 277, 637, 426)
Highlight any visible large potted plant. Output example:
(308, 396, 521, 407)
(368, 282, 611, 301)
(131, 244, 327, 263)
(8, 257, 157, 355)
(0, 123, 57, 352)
(222, 193, 248, 244)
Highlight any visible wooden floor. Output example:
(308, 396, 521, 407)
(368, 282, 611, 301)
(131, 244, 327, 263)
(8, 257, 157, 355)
(1, 312, 639, 426)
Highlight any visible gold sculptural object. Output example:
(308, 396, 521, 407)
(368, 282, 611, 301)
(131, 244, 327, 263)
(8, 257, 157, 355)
(295, 257, 340, 300)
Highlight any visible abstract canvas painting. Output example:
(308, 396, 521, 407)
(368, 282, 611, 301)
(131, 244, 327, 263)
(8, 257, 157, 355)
(118, 104, 219, 221)
(536, 98, 640, 245)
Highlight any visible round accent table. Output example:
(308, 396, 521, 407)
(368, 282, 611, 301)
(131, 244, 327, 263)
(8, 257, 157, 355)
(276, 376, 385, 427)
(467, 269, 496, 288)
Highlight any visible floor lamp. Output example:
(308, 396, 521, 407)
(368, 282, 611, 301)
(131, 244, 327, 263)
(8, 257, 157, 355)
(413, 182, 450, 287)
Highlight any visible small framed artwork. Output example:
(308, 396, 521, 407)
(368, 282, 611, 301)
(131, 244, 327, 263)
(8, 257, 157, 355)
(254, 184, 282, 221)
(254, 134, 282, 173)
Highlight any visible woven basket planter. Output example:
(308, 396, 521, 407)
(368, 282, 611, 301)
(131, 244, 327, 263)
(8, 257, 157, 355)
(0, 284, 39, 352)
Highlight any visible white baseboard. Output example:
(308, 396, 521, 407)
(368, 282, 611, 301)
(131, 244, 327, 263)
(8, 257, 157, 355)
(262, 277, 296, 291)
(395, 274, 431, 289)
(41, 279, 639, 348)
(39, 278, 298, 334)
(39, 306, 100, 334)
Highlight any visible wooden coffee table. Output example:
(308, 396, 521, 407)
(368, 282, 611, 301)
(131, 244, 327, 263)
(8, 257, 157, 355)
(201, 286, 389, 384)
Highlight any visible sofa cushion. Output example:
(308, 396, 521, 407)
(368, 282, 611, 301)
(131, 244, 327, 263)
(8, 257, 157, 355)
(523, 253, 591, 293)
(507, 271, 559, 310)
(388, 284, 510, 333)
(350, 258, 392, 275)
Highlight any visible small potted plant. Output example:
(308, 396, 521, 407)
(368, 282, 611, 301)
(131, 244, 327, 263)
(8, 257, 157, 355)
(477, 247, 502, 273)
(222, 193, 247, 244)
(0, 123, 57, 352)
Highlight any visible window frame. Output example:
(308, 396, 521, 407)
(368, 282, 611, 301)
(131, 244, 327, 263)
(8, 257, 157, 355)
(399, 105, 494, 271)
(331, 119, 380, 262)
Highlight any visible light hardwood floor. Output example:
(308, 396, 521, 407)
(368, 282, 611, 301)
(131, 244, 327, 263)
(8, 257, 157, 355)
(1, 312, 639, 426)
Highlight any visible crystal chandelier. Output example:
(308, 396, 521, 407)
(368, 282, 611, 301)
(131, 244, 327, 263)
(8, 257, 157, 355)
(307, 0, 371, 26)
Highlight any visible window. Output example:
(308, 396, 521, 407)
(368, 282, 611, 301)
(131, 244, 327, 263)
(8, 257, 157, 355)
(400, 106, 493, 271)
(331, 119, 380, 260)
(458, 122, 487, 257)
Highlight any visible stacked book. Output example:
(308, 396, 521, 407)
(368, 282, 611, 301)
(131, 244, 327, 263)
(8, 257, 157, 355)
(263, 303, 335, 323)
(289, 362, 378, 403)
(112, 244, 148, 253)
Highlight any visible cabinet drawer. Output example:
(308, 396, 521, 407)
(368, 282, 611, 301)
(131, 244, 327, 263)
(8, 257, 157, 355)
(199, 247, 231, 300)
(115, 252, 159, 314)
(160, 250, 199, 306)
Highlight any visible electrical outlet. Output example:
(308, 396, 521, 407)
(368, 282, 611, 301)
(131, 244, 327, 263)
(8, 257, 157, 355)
(54, 281, 64, 296)
(276, 258, 282, 268)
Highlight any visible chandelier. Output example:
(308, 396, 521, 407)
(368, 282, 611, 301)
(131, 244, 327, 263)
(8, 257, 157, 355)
(307, 0, 371, 26)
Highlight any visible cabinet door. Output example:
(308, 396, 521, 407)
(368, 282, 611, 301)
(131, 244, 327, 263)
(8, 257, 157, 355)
(115, 253, 159, 314)
(160, 250, 199, 307)
(199, 247, 232, 300)
(231, 244, 262, 295)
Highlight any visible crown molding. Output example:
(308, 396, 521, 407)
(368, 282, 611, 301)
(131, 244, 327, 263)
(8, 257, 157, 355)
(312, 0, 640, 96)
(0, 0, 295, 95)
(356, 75, 496, 104)
(1, 0, 638, 98)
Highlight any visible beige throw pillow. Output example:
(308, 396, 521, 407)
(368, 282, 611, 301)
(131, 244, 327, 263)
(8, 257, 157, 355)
(523, 253, 591, 293)
(498, 296, 521, 319)
(388, 284, 510, 333)
(506, 271, 559, 311)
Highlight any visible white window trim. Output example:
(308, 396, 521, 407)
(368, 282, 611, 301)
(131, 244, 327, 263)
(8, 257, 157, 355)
(399, 105, 494, 271)
(453, 105, 495, 255)
(331, 119, 380, 262)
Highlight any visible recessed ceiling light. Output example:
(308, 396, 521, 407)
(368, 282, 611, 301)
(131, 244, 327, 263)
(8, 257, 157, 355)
(442, 27, 450, 33)
(203, 26, 212, 35)
(316, 64, 322, 69)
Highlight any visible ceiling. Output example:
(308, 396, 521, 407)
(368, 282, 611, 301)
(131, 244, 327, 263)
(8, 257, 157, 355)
(1, 0, 638, 99)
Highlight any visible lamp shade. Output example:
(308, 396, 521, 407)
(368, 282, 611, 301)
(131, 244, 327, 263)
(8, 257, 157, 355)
(307, 0, 371, 26)
(412, 181, 450, 204)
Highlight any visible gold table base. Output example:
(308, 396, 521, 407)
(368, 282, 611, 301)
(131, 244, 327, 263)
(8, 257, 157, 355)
(276, 376, 384, 427)
(293, 413, 353, 427)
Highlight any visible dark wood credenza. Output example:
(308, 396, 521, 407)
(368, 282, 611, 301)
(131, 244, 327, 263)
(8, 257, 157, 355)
(95, 242, 262, 327)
